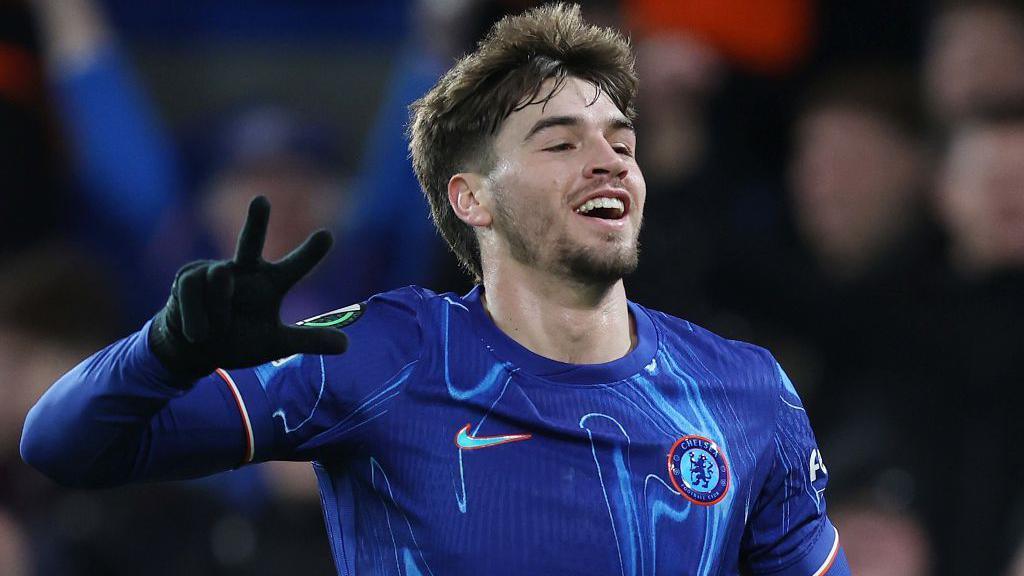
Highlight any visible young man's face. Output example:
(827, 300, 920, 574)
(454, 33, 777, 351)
(791, 104, 923, 271)
(481, 76, 645, 282)
(941, 124, 1024, 271)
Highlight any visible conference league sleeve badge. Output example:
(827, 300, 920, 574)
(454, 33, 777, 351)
(296, 303, 365, 330)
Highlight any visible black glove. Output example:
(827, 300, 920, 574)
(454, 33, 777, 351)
(149, 196, 349, 385)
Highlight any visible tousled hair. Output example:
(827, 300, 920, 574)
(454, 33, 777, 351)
(408, 2, 637, 282)
(801, 65, 926, 139)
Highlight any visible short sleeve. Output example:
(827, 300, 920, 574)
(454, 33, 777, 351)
(741, 359, 847, 575)
(220, 287, 425, 463)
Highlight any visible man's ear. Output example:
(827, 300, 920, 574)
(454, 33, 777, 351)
(448, 173, 492, 228)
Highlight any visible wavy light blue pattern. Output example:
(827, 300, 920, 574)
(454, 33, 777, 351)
(370, 457, 436, 576)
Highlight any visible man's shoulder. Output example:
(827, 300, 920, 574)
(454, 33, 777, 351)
(363, 285, 472, 318)
(637, 303, 775, 372)
(362, 285, 468, 308)
(343, 284, 475, 336)
(306, 286, 440, 374)
(368, 284, 437, 306)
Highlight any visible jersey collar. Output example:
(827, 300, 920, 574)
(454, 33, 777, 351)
(462, 285, 659, 385)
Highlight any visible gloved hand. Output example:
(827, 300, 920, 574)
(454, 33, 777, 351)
(148, 196, 348, 384)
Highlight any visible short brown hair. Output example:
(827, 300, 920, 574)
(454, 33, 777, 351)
(801, 65, 926, 139)
(408, 2, 638, 281)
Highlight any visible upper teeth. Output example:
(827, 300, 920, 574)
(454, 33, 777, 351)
(576, 197, 625, 215)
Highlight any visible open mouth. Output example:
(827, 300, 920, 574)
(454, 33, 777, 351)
(574, 196, 627, 220)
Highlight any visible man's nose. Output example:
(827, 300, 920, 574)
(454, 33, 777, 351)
(584, 140, 628, 180)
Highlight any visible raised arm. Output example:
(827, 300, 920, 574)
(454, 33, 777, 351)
(31, 0, 182, 241)
(20, 196, 347, 487)
(147, 195, 347, 382)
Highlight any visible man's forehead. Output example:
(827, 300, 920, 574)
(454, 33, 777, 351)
(965, 125, 1024, 155)
(948, 127, 1024, 181)
(502, 77, 627, 134)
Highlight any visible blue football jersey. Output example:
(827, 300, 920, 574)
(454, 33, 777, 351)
(22, 285, 848, 575)
(214, 286, 846, 575)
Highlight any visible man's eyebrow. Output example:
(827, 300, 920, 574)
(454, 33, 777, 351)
(609, 117, 635, 133)
(523, 115, 581, 142)
(523, 115, 636, 142)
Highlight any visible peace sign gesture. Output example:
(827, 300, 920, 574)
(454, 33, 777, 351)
(149, 196, 349, 384)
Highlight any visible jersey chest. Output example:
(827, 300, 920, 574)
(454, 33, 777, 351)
(323, 349, 774, 575)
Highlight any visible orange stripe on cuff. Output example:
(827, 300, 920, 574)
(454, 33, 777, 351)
(812, 525, 840, 576)
(215, 368, 255, 465)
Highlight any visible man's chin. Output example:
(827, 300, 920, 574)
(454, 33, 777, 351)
(561, 246, 639, 284)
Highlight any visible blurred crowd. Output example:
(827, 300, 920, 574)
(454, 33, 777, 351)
(2, 0, 1024, 574)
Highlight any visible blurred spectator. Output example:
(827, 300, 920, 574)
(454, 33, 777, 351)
(624, 29, 726, 324)
(715, 64, 940, 385)
(710, 67, 948, 563)
(196, 106, 344, 263)
(791, 68, 931, 281)
(30, 0, 187, 321)
(787, 68, 943, 495)
(925, 0, 1024, 126)
(939, 105, 1024, 276)
(30, 0, 409, 326)
(928, 103, 1024, 575)
(0, 506, 32, 576)
(633, 31, 724, 189)
(149, 103, 356, 324)
(0, 242, 125, 465)
(0, 2, 65, 257)
(626, 0, 813, 75)
(343, 0, 482, 296)
(31, 0, 180, 235)
(830, 500, 932, 576)
(623, 6, 741, 325)
(625, 0, 817, 325)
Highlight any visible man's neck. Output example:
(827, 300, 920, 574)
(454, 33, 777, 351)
(480, 261, 636, 365)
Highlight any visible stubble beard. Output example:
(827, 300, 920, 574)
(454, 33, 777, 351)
(557, 233, 640, 284)
(492, 186, 641, 284)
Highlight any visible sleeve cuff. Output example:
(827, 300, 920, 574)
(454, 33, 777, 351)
(122, 319, 193, 397)
(130, 320, 278, 464)
(212, 366, 277, 465)
(761, 520, 844, 576)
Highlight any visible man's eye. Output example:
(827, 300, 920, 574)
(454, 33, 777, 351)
(544, 143, 575, 152)
(613, 144, 634, 157)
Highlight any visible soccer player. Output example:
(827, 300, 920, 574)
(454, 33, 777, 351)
(21, 4, 849, 574)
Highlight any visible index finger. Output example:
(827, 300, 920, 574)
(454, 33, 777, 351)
(234, 196, 271, 265)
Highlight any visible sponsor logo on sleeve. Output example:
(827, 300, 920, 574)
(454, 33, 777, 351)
(809, 448, 827, 483)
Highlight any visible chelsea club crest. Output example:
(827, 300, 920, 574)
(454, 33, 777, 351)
(667, 434, 730, 506)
